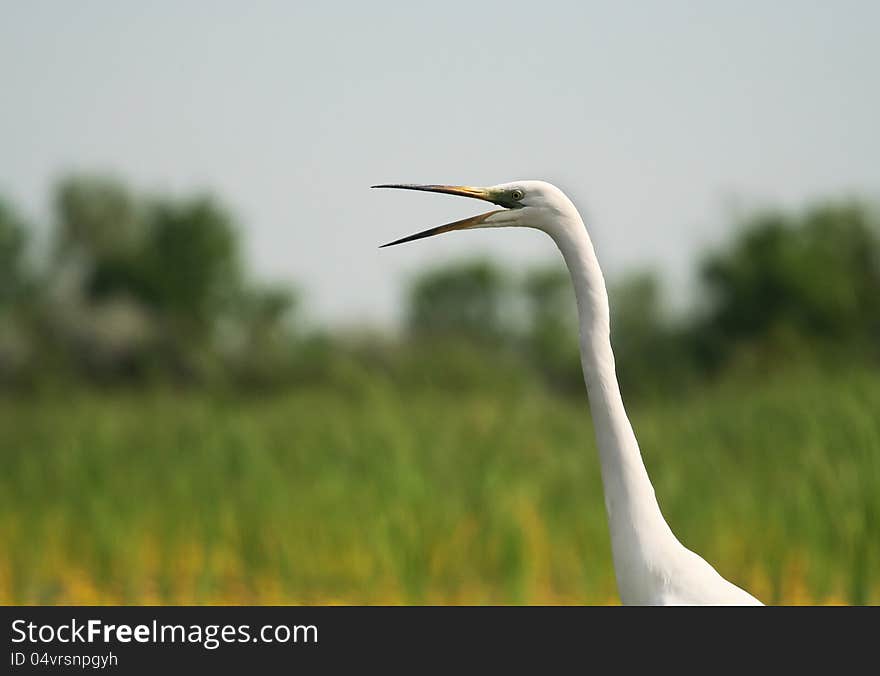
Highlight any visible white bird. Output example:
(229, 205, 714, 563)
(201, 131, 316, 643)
(375, 180, 762, 606)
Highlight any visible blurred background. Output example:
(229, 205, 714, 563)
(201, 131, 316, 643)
(1, 2, 878, 604)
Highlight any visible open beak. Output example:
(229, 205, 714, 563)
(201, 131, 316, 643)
(372, 184, 503, 248)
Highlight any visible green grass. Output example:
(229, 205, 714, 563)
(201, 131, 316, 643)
(1, 367, 878, 604)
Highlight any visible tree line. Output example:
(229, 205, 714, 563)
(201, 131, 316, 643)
(407, 200, 880, 396)
(1, 174, 878, 396)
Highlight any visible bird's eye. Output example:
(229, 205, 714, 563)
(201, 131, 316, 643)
(510, 189, 524, 201)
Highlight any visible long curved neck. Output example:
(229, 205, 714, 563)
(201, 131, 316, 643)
(548, 213, 680, 591)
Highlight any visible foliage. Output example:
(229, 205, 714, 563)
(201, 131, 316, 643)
(0, 198, 30, 308)
(407, 259, 512, 345)
(54, 175, 140, 262)
(2, 175, 296, 385)
(2, 175, 878, 394)
(694, 200, 880, 370)
(609, 273, 697, 397)
(521, 265, 581, 391)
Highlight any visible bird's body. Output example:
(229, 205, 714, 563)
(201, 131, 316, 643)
(377, 179, 761, 606)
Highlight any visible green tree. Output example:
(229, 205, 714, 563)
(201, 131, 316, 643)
(140, 196, 242, 336)
(54, 175, 140, 262)
(610, 272, 693, 396)
(0, 197, 34, 383)
(54, 176, 243, 334)
(48, 176, 258, 382)
(522, 264, 581, 390)
(0, 198, 30, 308)
(407, 259, 511, 345)
(696, 200, 880, 367)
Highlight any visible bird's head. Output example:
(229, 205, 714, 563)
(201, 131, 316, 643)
(374, 180, 577, 247)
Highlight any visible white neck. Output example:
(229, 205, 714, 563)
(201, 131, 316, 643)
(547, 211, 682, 601)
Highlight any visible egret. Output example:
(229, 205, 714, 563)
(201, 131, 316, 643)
(374, 180, 762, 606)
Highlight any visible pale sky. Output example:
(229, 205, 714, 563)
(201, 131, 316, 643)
(2, 1, 878, 324)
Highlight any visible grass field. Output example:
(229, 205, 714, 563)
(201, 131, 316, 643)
(1, 367, 878, 605)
